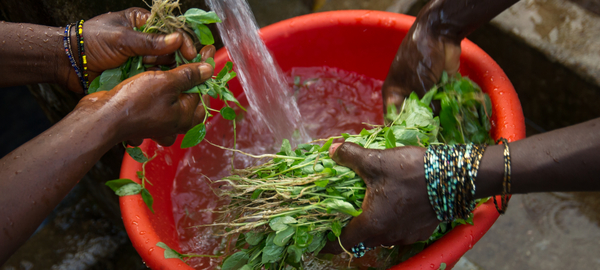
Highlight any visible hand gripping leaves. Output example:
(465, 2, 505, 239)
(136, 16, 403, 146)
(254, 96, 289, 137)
(104, 1, 243, 221)
(206, 73, 493, 269)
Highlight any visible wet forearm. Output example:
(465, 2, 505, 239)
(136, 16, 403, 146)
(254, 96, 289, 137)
(0, 107, 122, 264)
(0, 22, 76, 89)
(421, 0, 519, 41)
(476, 117, 600, 198)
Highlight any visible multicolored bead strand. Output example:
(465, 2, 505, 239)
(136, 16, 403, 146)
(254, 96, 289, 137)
(424, 143, 487, 222)
(63, 23, 84, 88)
(76, 20, 89, 93)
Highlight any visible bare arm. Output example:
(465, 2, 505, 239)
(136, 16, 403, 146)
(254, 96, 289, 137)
(383, 0, 519, 113)
(0, 8, 197, 93)
(0, 62, 213, 264)
(324, 117, 600, 253)
(477, 117, 600, 198)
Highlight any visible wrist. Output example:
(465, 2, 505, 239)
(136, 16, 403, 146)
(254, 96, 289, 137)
(55, 24, 85, 93)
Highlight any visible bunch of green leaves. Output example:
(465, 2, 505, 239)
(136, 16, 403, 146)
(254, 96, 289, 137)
(103, 1, 244, 214)
(106, 145, 157, 212)
(435, 72, 494, 145)
(207, 74, 493, 270)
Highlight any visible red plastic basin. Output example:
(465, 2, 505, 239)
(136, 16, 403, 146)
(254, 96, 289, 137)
(119, 10, 525, 270)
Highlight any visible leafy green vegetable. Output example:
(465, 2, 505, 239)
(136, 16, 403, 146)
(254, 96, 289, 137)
(115, 183, 142, 196)
(105, 179, 138, 192)
(205, 73, 493, 269)
(126, 147, 149, 163)
(181, 123, 206, 149)
(141, 188, 154, 213)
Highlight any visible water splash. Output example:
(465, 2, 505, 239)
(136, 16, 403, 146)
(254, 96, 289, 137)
(206, 0, 310, 145)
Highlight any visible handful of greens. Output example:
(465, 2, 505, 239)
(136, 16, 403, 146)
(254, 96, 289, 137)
(207, 73, 493, 270)
(104, 1, 244, 222)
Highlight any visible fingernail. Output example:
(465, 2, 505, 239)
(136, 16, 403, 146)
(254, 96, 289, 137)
(143, 55, 157, 64)
(329, 143, 342, 158)
(199, 64, 213, 81)
(164, 33, 180, 45)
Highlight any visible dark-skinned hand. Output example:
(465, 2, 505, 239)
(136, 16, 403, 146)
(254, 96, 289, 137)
(60, 7, 199, 93)
(76, 57, 214, 147)
(382, 0, 461, 115)
(322, 142, 440, 254)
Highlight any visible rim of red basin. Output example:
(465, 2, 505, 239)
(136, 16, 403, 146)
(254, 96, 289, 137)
(120, 10, 525, 270)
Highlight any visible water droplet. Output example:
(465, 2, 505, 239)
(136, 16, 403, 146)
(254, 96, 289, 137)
(132, 221, 138, 225)
(148, 247, 154, 255)
(140, 231, 146, 235)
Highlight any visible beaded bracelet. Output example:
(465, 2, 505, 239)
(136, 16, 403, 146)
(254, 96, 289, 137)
(424, 144, 487, 222)
(76, 20, 89, 93)
(493, 138, 512, 214)
(63, 24, 84, 89)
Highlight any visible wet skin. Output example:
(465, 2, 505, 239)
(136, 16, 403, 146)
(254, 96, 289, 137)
(382, 0, 519, 114)
(0, 8, 215, 264)
(326, 0, 600, 254)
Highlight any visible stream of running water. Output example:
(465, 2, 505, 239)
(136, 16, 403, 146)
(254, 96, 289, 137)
(206, 0, 310, 145)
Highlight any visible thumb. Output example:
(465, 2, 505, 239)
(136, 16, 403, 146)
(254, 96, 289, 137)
(162, 62, 213, 93)
(329, 142, 379, 181)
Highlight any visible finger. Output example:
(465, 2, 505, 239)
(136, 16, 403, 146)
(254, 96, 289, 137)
(123, 31, 186, 58)
(126, 138, 144, 146)
(444, 41, 461, 77)
(162, 62, 213, 93)
(123, 7, 151, 28)
(178, 93, 201, 132)
(200, 45, 216, 61)
(153, 135, 177, 147)
(330, 142, 380, 181)
(143, 53, 176, 66)
(180, 33, 198, 60)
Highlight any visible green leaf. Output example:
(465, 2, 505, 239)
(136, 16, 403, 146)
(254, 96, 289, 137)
(216, 62, 233, 80)
(236, 233, 247, 249)
(88, 76, 101, 94)
(250, 189, 263, 200)
(183, 85, 201, 94)
(245, 231, 265, 246)
(221, 107, 236, 120)
(269, 216, 297, 232)
(156, 242, 183, 261)
(126, 147, 149, 163)
(331, 220, 342, 237)
(307, 232, 324, 253)
(262, 232, 285, 264)
(239, 265, 253, 270)
(314, 180, 329, 188)
(294, 226, 313, 248)
(97, 68, 123, 91)
(136, 171, 144, 179)
(206, 57, 216, 69)
(129, 56, 145, 78)
(194, 23, 214, 45)
(319, 137, 334, 152)
(222, 251, 249, 270)
(287, 245, 303, 263)
(322, 198, 362, 217)
(141, 188, 154, 213)
(115, 183, 142, 196)
(322, 159, 335, 168)
(105, 179, 137, 192)
(273, 226, 295, 246)
(280, 139, 293, 156)
(384, 127, 396, 149)
(222, 90, 246, 111)
(438, 263, 447, 270)
(181, 123, 206, 148)
(184, 9, 222, 24)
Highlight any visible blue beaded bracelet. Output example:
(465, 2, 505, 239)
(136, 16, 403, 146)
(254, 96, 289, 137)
(63, 23, 87, 93)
